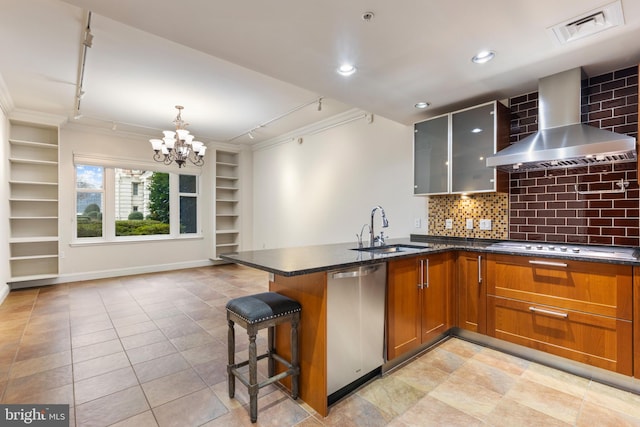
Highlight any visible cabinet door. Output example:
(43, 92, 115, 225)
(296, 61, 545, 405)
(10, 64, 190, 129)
(635, 266, 640, 379)
(488, 295, 632, 375)
(387, 257, 421, 360)
(451, 102, 497, 193)
(414, 115, 449, 195)
(421, 252, 453, 343)
(457, 252, 486, 334)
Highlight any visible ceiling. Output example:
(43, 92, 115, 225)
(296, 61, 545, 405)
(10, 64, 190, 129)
(1, 0, 639, 145)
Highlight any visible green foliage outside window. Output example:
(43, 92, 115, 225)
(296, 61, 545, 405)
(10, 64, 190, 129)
(128, 211, 144, 220)
(147, 172, 170, 224)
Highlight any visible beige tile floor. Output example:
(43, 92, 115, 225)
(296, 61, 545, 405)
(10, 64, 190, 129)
(2, 264, 640, 426)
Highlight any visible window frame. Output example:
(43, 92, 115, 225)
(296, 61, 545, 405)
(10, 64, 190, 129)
(72, 155, 203, 244)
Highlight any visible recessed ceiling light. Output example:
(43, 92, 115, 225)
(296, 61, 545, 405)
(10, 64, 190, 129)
(471, 50, 495, 64)
(414, 102, 430, 109)
(337, 64, 357, 76)
(471, 128, 483, 133)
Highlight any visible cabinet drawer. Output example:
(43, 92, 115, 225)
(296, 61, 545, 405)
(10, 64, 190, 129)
(488, 296, 632, 375)
(487, 254, 632, 319)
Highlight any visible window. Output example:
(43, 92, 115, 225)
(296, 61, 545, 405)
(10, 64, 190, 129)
(179, 174, 198, 234)
(76, 165, 104, 238)
(115, 169, 169, 236)
(74, 164, 200, 242)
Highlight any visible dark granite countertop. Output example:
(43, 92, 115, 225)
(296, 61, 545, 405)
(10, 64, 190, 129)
(220, 236, 640, 277)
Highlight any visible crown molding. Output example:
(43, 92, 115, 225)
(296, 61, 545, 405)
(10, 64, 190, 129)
(9, 108, 68, 127)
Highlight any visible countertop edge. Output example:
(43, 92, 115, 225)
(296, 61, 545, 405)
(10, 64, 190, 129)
(220, 237, 640, 276)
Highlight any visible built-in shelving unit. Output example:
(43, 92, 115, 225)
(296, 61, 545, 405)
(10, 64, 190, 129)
(214, 150, 240, 259)
(8, 121, 60, 282)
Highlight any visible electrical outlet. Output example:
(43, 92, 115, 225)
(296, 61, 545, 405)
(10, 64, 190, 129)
(445, 219, 453, 229)
(479, 219, 492, 230)
(414, 218, 421, 228)
(466, 219, 474, 230)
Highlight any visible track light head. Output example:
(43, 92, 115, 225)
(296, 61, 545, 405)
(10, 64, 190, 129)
(83, 29, 93, 47)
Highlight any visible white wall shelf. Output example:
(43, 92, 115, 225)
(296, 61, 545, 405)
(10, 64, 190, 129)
(7, 121, 60, 283)
(214, 150, 240, 260)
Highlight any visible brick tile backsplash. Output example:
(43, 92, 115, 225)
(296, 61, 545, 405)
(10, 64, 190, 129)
(428, 65, 639, 246)
(508, 65, 639, 246)
(509, 163, 638, 245)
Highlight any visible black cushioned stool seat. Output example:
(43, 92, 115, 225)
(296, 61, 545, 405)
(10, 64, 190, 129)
(226, 292, 301, 423)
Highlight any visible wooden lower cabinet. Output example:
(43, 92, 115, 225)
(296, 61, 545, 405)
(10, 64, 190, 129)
(387, 252, 453, 360)
(456, 251, 486, 334)
(486, 253, 633, 376)
(488, 295, 632, 374)
(635, 266, 640, 378)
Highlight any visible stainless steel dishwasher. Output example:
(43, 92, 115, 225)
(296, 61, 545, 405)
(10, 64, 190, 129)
(327, 262, 386, 404)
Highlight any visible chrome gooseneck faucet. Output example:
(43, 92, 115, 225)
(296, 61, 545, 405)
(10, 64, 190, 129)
(370, 205, 389, 247)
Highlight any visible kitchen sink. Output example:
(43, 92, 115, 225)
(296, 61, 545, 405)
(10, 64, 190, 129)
(351, 244, 428, 254)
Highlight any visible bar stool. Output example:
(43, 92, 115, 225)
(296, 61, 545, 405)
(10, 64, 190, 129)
(226, 292, 301, 423)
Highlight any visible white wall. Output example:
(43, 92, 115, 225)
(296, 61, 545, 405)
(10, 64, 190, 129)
(0, 108, 10, 302)
(252, 111, 426, 249)
(57, 125, 215, 282)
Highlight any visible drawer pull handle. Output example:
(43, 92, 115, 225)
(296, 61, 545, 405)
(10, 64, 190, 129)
(529, 306, 568, 318)
(528, 260, 568, 268)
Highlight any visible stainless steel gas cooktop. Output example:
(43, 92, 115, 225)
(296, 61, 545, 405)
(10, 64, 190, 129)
(487, 241, 638, 262)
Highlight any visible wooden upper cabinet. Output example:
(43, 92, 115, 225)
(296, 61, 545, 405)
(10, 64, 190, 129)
(414, 101, 509, 195)
(456, 251, 487, 334)
(387, 252, 453, 361)
(450, 101, 510, 194)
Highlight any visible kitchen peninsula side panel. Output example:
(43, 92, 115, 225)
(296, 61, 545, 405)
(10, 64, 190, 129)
(270, 271, 328, 417)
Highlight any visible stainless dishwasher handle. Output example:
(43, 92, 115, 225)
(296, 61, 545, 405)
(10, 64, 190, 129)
(529, 306, 568, 318)
(331, 265, 380, 279)
(528, 260, 568, 268)
(477, 255, 482, 284)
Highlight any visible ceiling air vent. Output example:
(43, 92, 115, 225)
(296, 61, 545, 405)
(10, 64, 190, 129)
(548, 0, 625, 44)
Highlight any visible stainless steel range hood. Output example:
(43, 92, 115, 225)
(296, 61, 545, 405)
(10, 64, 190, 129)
(486, 68, 636, 172)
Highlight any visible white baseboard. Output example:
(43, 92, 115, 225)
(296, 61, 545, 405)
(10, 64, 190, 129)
(0, 284, 9, 306)
(9, 259, 215, 289)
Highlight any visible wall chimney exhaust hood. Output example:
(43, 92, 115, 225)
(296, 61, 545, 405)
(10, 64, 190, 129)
(486, 67, 636, 172)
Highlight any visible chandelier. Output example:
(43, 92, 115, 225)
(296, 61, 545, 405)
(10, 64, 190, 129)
(149, 105, 206, 168)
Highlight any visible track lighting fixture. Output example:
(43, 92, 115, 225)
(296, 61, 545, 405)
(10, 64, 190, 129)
(227, 96, 324, 142)
(83, 28, 94, 47)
